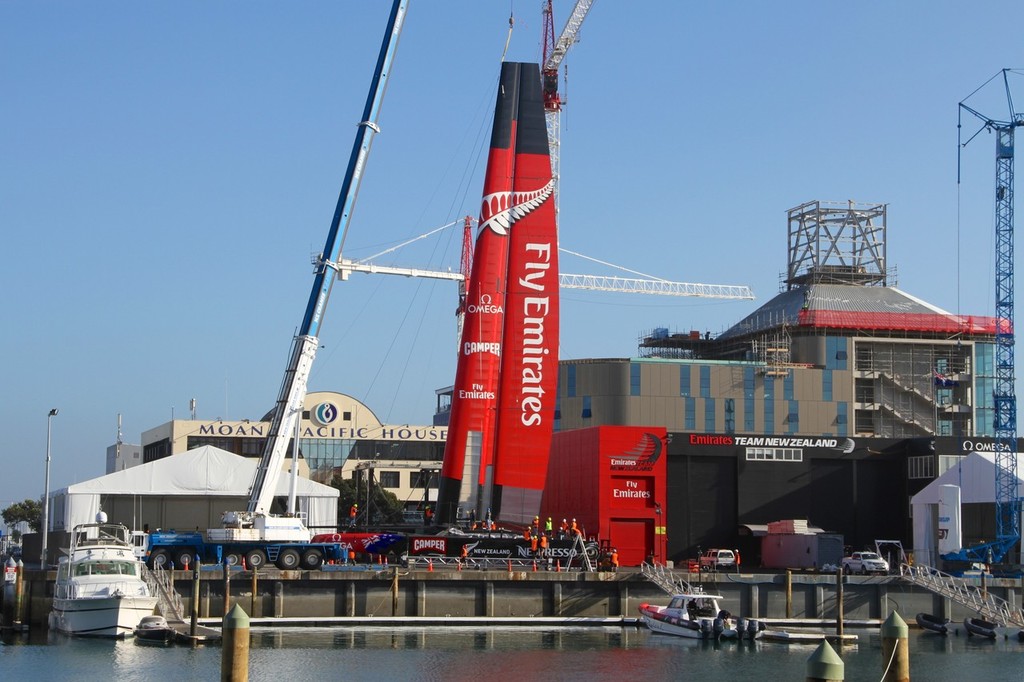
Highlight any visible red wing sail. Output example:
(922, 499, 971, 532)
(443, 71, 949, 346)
(490, 63, 559, 524)
(435, 62, 521, 525)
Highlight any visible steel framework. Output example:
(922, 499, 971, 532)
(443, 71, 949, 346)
(786, 200, 888, 288)
(957, 69, 1024, 562)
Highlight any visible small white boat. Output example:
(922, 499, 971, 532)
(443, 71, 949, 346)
(639, 590, 763, 640)
(49, 518, 159, 638)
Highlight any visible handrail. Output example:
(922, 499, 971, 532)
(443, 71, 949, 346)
(901, 563, 1024, 627)
(143, 565, 185, 622)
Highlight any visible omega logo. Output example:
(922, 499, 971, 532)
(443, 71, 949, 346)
(467, 293, 503, 315)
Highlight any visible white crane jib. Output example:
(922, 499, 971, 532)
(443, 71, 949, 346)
(222, 1, 410, 541)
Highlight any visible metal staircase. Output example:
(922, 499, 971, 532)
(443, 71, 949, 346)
(640, 562, 695, 596)
(901, 563, 1024, 627)
(143, 566, 185, 622)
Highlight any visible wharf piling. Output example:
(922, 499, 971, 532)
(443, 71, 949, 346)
(806, 640, 844, 681)
(881, 611, 909, 682)
(221, 604, 250, 682)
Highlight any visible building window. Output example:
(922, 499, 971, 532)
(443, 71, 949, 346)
(567, 364, 577, 398)
(582, 395, 592, 419)
(630, 364, 641, 396)
(908, 455, 935, 480)
(823, 369, 833, 402)
(855, 378, 875, 404)
(745, 447, 803, 462)
(764, 394, 775, 435)
(704, 398, 715, 432)
(725, 398, 735, 434)
(379, 471, 400, 488)
(680, 365, 691, 397)
(938, 455, 965, 476)
(410, 470, 437, 489)
(783, 373, 794, 401)
(855, 409, 875, 435)
(685, 397, 696, 431)
(699, 366, 711, 398)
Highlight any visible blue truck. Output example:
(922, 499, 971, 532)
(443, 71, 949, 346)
(144, 528, 407, 570)
(144, 530, 347, 570)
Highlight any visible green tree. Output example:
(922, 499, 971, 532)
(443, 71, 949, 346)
(330, 473, 404, 527)
(2, 498, 43, 537)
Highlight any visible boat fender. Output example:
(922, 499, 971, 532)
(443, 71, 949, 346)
(747, 620, 760, 640)
(736, 617, 747, 635)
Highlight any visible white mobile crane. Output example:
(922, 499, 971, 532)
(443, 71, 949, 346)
(218, 0, 410, 544)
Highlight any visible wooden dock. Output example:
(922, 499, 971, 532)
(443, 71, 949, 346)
(168, 619, 221, 644)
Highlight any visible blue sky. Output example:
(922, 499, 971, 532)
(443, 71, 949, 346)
(1, 1, 1021, 511)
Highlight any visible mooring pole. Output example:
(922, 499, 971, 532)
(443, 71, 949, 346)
(222, 558, 230, 616)
(250, 565, 258, 617)
(880, 611, 909, 682)
(14, 558, 25, 626)
(392, 567, 399, 616)
(836, 567, 844, 641)
(221, 604, 250, 682)
(806, 640, 844, 681)
(191, 559, 201, 639)
(786, 570, 793, 619)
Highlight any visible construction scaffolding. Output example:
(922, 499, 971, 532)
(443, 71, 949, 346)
(787, 200, 888, 288)
(852, 340, 975, 438)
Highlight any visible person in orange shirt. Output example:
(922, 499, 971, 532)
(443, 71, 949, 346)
(349, 503, 358, 527)
(530, 532, 539, 556)
(610, 548, 620, 572)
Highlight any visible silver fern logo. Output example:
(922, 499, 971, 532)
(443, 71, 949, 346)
(478, 179, 555, 235)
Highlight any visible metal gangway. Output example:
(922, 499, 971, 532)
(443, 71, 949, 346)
(901, 563, 1024, 627)
(640, 562, 695, 596)
(143, 565, 185, 622)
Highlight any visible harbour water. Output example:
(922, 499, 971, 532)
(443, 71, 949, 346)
(2, 625, 1022, 681)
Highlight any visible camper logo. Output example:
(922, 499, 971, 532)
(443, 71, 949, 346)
(608, 432, 663, 471)
(312, 402, 338, 426)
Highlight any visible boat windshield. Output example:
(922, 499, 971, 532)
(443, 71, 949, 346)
(73, 560, 139, 577)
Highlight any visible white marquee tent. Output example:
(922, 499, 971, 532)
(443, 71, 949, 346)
(48, 445, 339, 532)
(910, 451, 1024, 567)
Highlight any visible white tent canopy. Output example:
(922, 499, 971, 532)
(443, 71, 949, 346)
(911, 451, 1024, 567)
(50, 445, 339, 531)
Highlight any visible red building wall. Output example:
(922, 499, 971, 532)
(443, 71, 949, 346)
(542, 426, 667, 566)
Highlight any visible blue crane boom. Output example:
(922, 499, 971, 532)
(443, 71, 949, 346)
(957, 69, 1024, 564)
(242, 0, 410, 524)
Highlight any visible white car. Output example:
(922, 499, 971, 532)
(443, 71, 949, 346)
(699, 548, 738, 571)
(841, 551, 890, 575)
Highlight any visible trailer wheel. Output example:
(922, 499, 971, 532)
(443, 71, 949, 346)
(245, 549, 268, 570)
(224, 552, 242, 567)
(149, 549, 171, 570)
(276, 548, 301, 570)
(302, 549, 324, 569)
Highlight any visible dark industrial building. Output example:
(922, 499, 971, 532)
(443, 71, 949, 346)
(552, 201, 1005, 565)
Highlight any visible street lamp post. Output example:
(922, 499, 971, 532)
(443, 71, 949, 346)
(41, 408, 58, 569)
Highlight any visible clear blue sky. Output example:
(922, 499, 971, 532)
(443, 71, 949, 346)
(1, 1, 1021, 511)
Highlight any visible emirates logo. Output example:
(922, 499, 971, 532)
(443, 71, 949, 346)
(478, 179, 555, 236)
